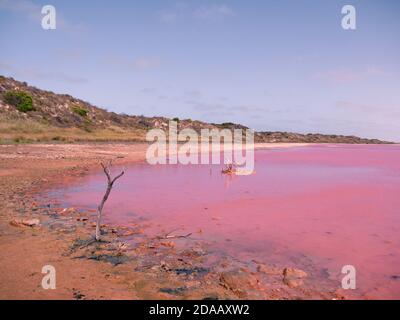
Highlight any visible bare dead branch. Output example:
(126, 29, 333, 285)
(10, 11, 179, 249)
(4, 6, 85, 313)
(221, 163, 235, 175)
(79, 238, 97, 249)
(95, 160, 124, 241)
(164, 228, 180, 237)
(165, 233, 192, 239)
(156, 228, 193, 240)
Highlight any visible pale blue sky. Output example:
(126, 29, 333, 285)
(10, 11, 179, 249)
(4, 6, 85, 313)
(0, 0, 399, 141)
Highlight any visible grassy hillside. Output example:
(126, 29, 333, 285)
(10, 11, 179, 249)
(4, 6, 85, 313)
(0, 75, 391, 144)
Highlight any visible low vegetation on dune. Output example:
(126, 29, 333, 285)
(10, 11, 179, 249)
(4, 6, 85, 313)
(3, 90, 35, 113)
(0, 75, 392, 144)
(0, 113, 146, 143)
(71, 105, 89, 117)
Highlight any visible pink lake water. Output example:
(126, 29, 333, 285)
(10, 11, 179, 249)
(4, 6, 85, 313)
(48, 144, 400, 299)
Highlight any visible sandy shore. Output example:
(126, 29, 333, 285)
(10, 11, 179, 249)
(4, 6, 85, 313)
(0, 142, 342, 300)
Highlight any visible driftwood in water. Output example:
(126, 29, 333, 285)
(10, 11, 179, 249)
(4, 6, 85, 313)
(221, 163, 235, 175)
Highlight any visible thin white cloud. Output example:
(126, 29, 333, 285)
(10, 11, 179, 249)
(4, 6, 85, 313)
(313, 70, 361, 82)
(139, 87, 157, 94)
(313, 66, 386, 83)
(158, 2, 188, 24)
(28, 70, 88, 84)
(193, 4, 235, 20)
(159, 3, 235, 23)
(133, 58, 161, 70)
(188, 101, 266, 115)
(336, 100, 400, 118)
(159, 11, 178, 24)
(102, 54, 161, 71)
(0, 0, 40, 22)
(0, 60, 88, 84)
(55, 48, 84, 61)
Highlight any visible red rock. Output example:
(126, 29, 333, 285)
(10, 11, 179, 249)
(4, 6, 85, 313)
(257, 264, 282, 275)
(121, 230, 135, 237)
(219, 270, 259, 298)
(283, 277, 304, 288)
(282, 267, 307, 288)
(160, 241, 175, 248)
(283, 267, 307, 278)
(10, 218, 40, 227)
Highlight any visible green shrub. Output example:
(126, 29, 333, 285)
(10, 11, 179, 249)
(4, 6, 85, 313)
(172, 117, 180, 123)
(72, 105, 88, 117)
(3, 91, 35, 112)
(221, 122, 235, 127)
